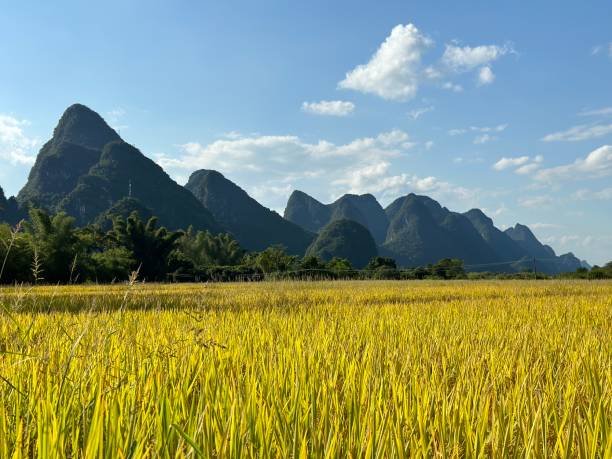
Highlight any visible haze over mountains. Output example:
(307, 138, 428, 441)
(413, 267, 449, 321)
(0, 104, 586, 273)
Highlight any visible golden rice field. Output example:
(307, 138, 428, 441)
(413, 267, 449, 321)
(0, 280, 610, 458)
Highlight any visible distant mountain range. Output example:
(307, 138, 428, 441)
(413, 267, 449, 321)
(0, 104, 587, 273)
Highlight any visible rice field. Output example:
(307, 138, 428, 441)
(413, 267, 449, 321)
(0, 280, 610, 457)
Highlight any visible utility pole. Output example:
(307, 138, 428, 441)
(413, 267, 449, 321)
(129, 180, 132, 198)
(533, 257, 537, 280)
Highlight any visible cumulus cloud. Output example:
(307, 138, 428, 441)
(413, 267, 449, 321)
(301, 100, 355, 116)
(338, 24, 433, 101)
(493, 156, 530, 170)
(477, 66, 495, 85)
(535, 145, 612, 182)
(440, 42, 512, 88)
(441, 43, 513, 72)
(541, 123, 612, 142)
(0, 114, 38, 165)
(333, 161, 476, 202)
(158, 129, 473, 209)
(339, 24, 513, 100)
(494, 154, 543, 174)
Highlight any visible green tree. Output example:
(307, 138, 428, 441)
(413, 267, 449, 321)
(90, 247, 135, 282)
(255, 246, 297, 273)
(431, 258, 465, 279)
(177, 226, 243, 267)
(107, 212, 182, 281)
(299, 255, 326, 270)
(365, 256, 397, 271)
(24, 209, 81, 283)
(326, 257, 353, 271)
(0, 223, 33, 283)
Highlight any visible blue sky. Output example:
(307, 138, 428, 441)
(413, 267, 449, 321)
(1, 0, 611, 264)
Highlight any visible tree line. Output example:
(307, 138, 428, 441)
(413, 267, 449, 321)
(1, 209, 610, 284)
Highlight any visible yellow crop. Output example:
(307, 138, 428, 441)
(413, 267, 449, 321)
(0, 281, 610, 457)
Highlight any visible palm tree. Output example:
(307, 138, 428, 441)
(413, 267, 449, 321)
(107, 212, 182, 281)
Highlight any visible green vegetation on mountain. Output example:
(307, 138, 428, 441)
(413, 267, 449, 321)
(0, 104, 589, 275)
(0, 186, 24, 226)
(185, 169, 314, 254)
(15, 104, 219, 233)
(463, 209, 528, 263)
(284, 191, 389, 244)
(306, 219, 377, 268)
(383, 194, 499, 267)
(505, 224, 555, 259)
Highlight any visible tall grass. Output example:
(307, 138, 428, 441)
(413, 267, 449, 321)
(0, 281, 610, 457)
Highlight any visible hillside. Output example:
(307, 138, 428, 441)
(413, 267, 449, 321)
(284, 191, 389, 244)
(306, 219, 377, 268)
(185, 170, 314, 254)
(0, 186, 24, 226)
(16, 104, 219, 232)
(383, 194, 499, 267)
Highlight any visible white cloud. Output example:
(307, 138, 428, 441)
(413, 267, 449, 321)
(515, 163, 540, 175)
(477, 66, 495, 85)
(338, 24, 433, 101)
(530, 222, 562, 230)
(494, 154, 543, 174)
(158, 128, 474, 209)
(441, 43, 513, 72)
(332, 162, 477, 202)
(573, 187, 612, 200)
(448, 128, 467, 136)
(474, 133, 495, 144)
(442, 82, 463, 92)
(518, 195, 554, 209)
(541, 123, 612, 142)
(450, 124, 508, 136)
(407, 105, 434, 120)
(0, 114, 38, 165)
(535, 145, 612, 182)
(578, 107, 612, 117)
(301, 100, 355, 117)
(424, 140, 434, 150)
(493, 156, 530, 170)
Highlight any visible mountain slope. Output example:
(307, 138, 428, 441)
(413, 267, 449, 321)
(504, 223, 582, 273)
(186, 170, 314, 254)
(464, 209, 529, 262)
(306, 219, 377, 268)
(383, 194, 499, 267)
(0, 186, 24, 226)
(505, 224, 556, 259)
(284, 191, 331, 233)
(17, 104, 219, 232)
(284, 191, 389, 244)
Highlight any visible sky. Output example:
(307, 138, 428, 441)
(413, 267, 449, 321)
(1, 0, 611, 265)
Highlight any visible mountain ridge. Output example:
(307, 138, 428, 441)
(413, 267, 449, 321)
(0, 104, 588, 272)
(15, 104, 220, 232)
(185, 169, 314, 254)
